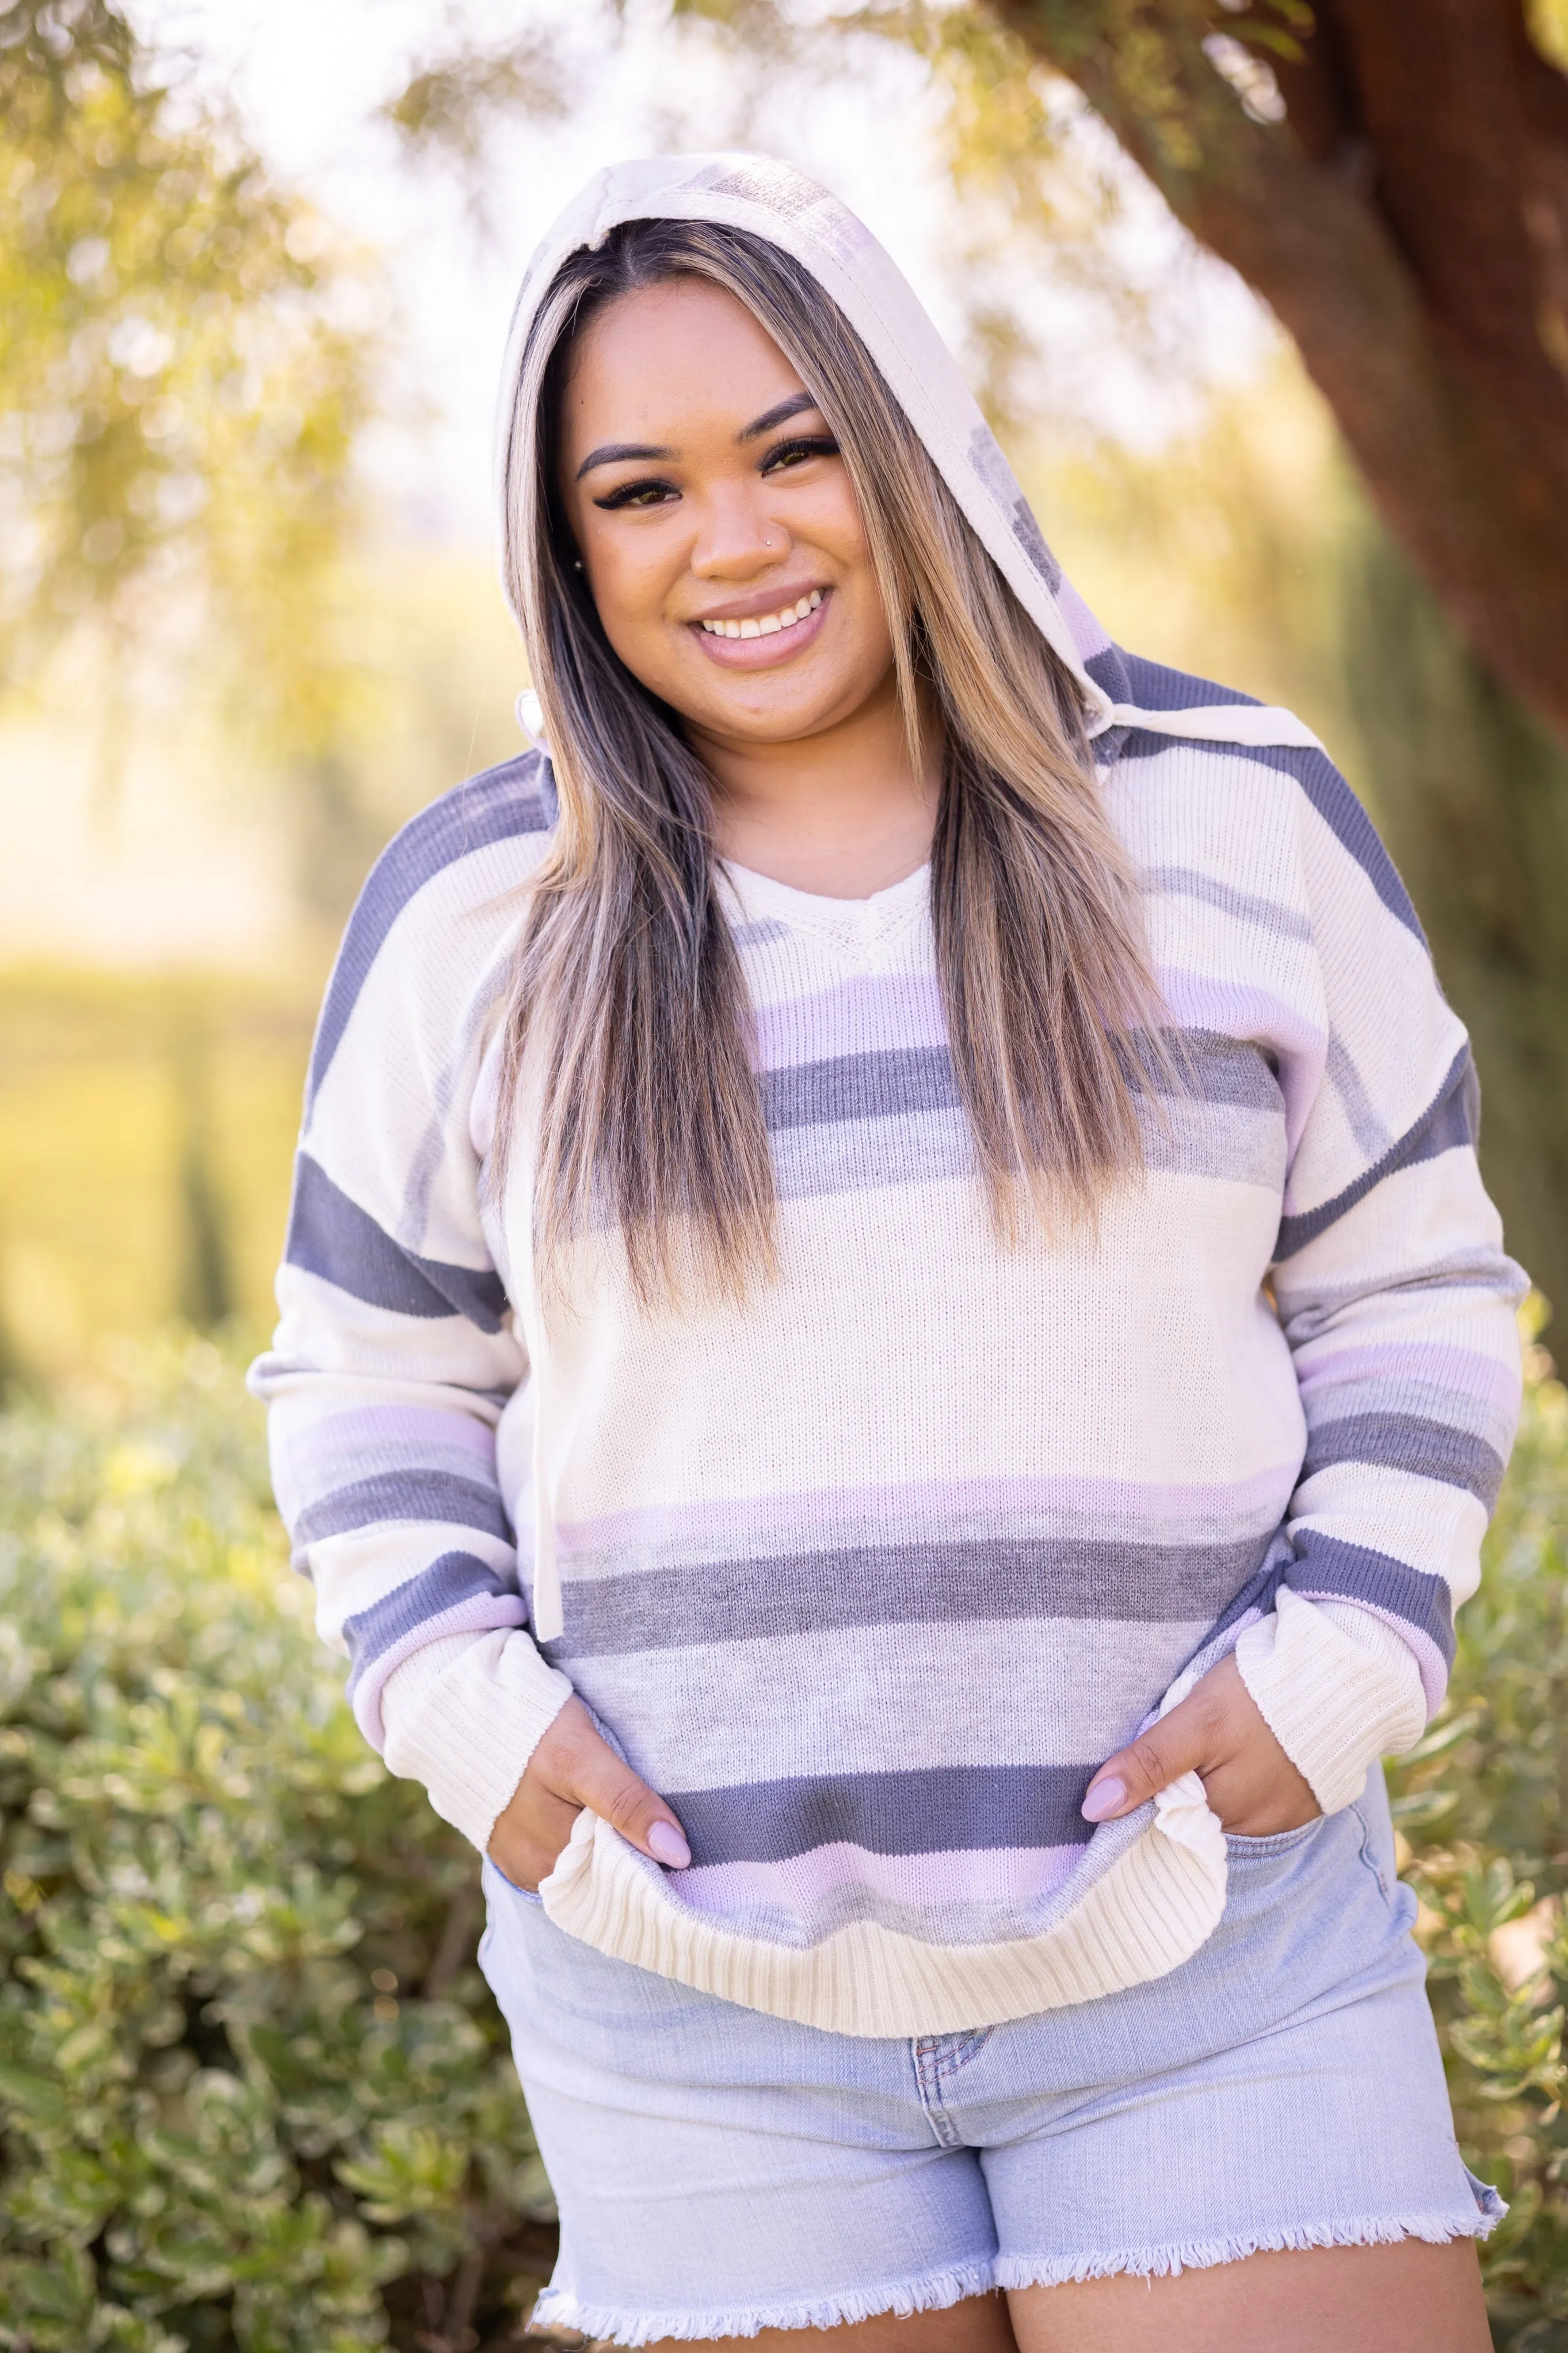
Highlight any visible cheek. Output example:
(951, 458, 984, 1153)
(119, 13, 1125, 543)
(582, 539, 674, 665)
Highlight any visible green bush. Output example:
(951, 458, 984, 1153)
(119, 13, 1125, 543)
(1392, 1309, 1568, 2348)
(2, 1324, 1567, 2348)
(0, 1335, 559, 2353)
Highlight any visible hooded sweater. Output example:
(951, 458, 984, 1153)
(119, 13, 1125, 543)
(249, 154, 1525, 2038)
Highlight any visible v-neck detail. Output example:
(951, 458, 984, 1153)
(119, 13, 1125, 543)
(719, 857, 931, 965)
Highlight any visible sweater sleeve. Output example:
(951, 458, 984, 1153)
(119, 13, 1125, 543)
(247, 762, 573, 1830)
(1235, 753, 1527, 1813)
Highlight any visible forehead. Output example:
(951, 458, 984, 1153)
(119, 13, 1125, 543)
(560, 277, 804, 444)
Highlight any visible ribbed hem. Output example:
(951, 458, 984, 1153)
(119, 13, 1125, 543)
(380, 1627, 573, 1849)
(531, 2256, 997, 2346)
(994, 2196, 1504, 2290)
(537, 1767, 1229, 2037)
(1235, 1590, 1427, 1815)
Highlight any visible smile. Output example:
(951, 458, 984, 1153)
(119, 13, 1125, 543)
(699, 591, 823, 640)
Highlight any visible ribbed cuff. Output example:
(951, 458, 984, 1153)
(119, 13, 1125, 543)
(379, 1628, 574, 1851)
(1235, 1589, 1428, 1815)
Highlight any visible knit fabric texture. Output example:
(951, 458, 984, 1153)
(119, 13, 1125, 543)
(249, 154, 1525, 2037)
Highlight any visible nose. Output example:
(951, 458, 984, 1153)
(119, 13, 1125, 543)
(689, 483, 791, 580)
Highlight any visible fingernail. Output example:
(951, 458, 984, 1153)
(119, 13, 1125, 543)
(1081, 1776, 1127, 1823)
(647, 1820, 691, 1869)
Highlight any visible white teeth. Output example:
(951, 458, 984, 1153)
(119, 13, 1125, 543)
(700, 589, 825, 639)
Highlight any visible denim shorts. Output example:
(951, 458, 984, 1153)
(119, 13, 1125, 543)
(478, 1771, 1499, 2346)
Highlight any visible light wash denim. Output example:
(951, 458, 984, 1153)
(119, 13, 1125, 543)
(479, 1771, 1498, 2347)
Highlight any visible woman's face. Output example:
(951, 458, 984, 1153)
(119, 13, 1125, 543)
(555, 277, 896, 748)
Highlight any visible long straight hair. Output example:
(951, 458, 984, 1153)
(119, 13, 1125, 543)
(495, 218, 1160, 1304)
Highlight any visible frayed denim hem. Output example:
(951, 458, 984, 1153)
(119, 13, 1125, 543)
(529, 2256, 998, 2346)
(994, 2195, 1506, 2291)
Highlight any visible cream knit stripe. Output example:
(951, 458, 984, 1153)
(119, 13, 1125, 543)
(380, 1627, 573, 1849)
(1235, 1590, 1428, 1816)
(537, 1777, 1229, 2038)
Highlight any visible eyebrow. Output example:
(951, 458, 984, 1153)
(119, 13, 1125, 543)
(573, 390, 823, 481)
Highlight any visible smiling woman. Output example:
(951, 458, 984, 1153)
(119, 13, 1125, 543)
(250, 157, 1524, 2352)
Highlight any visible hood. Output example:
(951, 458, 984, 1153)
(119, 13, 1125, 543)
(499, 151, 1320, 758)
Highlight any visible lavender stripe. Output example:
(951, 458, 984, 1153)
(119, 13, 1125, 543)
(1155, 968, 1327, 1154)
(752, 972, 949, 1069)
(675, 1838, 1089, 1912)
(556, 1465, 1302, 1562)
(665, 1841, 1089, 1944)
(299, 1403, 497, 1467)
(1295, 1342, 1520, 1414)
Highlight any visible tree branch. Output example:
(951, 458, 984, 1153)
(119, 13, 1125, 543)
(991, 0, 1568, 744)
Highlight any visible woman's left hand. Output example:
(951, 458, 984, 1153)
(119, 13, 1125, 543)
(1081, 1651, 1321, 1836)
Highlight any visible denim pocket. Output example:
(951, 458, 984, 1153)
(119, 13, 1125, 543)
(1224, 1817, 1325, 1861)
(484, 1857, 545, 1906)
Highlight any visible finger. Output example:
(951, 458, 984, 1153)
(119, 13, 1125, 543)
(1082, 1695, 1213, 1822)
(569, 1740, 692, 1869)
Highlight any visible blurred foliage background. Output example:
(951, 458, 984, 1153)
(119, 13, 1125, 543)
(5, 0, 1568, 2344)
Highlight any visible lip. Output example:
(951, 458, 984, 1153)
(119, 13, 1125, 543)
(690, 581, 826, 624)
(689, 587, 830, 670)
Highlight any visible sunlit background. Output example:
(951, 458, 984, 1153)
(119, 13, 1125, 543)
(1, 0, 1558, 1381)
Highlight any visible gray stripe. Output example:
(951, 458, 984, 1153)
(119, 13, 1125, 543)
(287, 1153, 509, 1331)
(295, 1468, 510, 1547)
(343, 1551, 518, 1683)
(1155, 1033, 1284, 1113)
(1302, 1412, 1505, 1509)
(763, 1048, 957, 1132)
(547, 1531, 1271, 1661)
(1144, 866, 1312, 944)
(1323, 1033, 1391, 1160)
(308, 755, 552, 1106)
(768, 1095, 1283, 1204)
(1276, 1045, 1477, 1260)
(663, 1764, 1096, 1866)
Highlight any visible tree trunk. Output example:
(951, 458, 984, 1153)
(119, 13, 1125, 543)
(993, 0, 1568, 1318)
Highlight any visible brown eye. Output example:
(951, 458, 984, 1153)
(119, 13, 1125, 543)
(760, 435, 839, 475)
(596, 477, 678, 511)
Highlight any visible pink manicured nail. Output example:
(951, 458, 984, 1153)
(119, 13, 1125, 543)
(1081, 1776, 1127, 1823)
(647, 1820, 691, 1868)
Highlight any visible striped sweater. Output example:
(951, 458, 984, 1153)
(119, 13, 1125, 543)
(249, 155, 1525, 2037)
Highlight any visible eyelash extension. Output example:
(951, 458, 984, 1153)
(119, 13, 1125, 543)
(593, 477, 678, 511)
(592, 435, 842, 511)
(761, 434, 839, 471)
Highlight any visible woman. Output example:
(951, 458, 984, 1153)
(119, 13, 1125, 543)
(252, 155, 1525, 2350)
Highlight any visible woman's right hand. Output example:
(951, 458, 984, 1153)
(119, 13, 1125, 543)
(486, 1696, 692, 1890)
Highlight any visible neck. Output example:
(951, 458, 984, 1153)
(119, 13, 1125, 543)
(689, 669, 941, 900)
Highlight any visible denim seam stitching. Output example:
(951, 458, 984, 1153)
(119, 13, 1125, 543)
(1350, 1800, 1393, 1906)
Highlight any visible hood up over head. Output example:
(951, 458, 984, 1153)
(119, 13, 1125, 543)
(498, 151, 1322, 760)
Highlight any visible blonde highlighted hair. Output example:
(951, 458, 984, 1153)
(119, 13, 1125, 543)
(495, 218, 1159, 1301)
